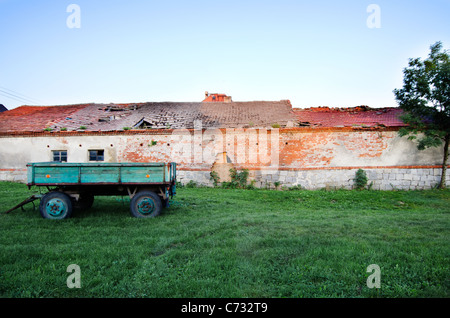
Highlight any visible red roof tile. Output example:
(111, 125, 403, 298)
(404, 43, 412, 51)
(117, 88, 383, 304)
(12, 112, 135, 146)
(293, 106, 405, 128)
(0, 104, 91, 132)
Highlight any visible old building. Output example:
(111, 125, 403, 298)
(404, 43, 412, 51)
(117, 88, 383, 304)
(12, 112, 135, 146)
(0, 94, 447, 189)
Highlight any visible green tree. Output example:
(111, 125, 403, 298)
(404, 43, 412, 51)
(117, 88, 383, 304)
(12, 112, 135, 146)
(394, 42, 450, 189)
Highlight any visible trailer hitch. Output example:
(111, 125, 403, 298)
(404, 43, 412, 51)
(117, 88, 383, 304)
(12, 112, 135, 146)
(3, 194, 42, 214)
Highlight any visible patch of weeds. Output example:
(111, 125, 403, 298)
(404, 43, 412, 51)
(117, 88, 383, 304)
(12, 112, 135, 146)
(185, 180, 198, 188)
(354, 169, 368, 190)
(288, 185, 303, 191)
(210, 171, 220, 187)
(222, 168, 249, 189)
(246, 180, 257, 190)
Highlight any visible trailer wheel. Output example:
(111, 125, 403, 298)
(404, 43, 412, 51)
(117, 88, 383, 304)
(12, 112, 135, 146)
(130, 191, 162, 218)
(39, 192, 73, 219)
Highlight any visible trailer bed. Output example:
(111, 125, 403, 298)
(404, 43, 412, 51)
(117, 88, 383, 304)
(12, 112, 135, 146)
(27, 162, 176, 186)
(20, 162, 177, 219)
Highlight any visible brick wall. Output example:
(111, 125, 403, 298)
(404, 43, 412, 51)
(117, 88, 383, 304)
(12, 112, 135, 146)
(0, 168, 27, 183)
(175, 167, 449, 190)
(0, 128, 447, 190)
(255, 167, 449, 190)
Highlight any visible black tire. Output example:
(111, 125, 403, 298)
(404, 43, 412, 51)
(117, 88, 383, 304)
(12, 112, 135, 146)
(72, 193, 94, 211)
(39, 192, 73, 219)
(130, 191, 162, 218)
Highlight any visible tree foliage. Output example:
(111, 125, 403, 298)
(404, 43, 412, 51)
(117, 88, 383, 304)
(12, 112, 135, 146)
(393, 42, 450, 188)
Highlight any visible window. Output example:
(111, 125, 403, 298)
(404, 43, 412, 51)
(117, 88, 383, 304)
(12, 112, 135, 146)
(53, 150, 67, 162)
(89, 150, 104, 161)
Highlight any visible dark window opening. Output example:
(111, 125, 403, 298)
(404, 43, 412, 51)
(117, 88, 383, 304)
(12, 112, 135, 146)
(53, 150, 67, 162)
(89, 150, 104, 161)
(133, 118, 153, 129)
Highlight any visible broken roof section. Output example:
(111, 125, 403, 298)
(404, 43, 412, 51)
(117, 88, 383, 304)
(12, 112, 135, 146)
(293, 106, 405, 128)
(0, 100, 406, 133)
(0, 100, 295, 132)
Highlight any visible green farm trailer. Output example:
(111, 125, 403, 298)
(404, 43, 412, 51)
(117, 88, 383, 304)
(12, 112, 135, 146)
(8, 162, 177, 219)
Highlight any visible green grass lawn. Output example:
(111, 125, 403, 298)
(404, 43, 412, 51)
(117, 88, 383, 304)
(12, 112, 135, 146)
(0, 181, 449, 298)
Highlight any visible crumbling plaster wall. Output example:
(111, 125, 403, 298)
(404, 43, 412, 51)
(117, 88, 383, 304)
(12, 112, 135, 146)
(0, 129, 446, 189)
(277, 130, 443, 168)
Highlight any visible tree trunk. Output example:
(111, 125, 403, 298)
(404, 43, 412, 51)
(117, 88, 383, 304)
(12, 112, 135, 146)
(438, 135, 449, 189)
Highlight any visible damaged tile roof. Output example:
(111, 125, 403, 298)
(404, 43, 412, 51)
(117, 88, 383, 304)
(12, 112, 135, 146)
(0, 104, 89, 133)
(293, 106, 405, 128)
(0, 100, 405, 133)
(0, 100, 295, 132)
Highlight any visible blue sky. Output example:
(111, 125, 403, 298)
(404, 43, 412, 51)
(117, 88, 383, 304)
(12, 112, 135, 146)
(0, 0, 449, 109)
